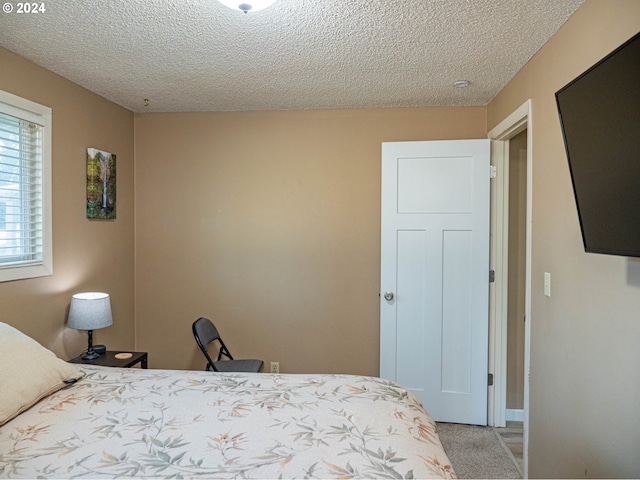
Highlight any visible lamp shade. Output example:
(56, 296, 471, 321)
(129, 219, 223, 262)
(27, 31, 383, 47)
(68, 292, 113, 331)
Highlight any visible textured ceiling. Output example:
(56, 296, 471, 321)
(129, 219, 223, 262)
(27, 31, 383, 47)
(0, 0, 584, 112)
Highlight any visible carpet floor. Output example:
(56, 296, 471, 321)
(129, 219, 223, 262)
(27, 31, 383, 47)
(436, 422, 522, 479)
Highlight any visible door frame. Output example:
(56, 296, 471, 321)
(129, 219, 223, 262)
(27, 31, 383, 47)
(487, 100, 532, 476)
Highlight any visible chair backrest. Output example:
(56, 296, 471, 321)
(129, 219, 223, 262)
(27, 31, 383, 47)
(192, 317, 233, 371)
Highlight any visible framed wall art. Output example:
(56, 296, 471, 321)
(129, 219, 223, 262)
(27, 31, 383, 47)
(86, 148, 116, 219)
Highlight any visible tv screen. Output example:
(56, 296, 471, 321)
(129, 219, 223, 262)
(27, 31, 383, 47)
(555, 32, 640, 258)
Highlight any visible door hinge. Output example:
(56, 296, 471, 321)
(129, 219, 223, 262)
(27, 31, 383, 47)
(488, 373, 494, 386)
(489, 270, 495, 283)
(490, 165, 497, 179)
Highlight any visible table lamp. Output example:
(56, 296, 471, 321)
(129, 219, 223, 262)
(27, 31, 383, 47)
(68, 292, 113, 360)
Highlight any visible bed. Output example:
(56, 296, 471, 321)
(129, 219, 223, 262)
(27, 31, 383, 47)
(0, 323, 456, 479)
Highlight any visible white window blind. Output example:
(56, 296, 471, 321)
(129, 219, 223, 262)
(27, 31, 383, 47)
(0, 90, 52, 282)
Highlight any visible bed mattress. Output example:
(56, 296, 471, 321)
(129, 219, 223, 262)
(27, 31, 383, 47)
(0, 366, 455, 478)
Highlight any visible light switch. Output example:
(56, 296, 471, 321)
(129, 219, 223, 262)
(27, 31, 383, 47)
(544, 272, 551, 297)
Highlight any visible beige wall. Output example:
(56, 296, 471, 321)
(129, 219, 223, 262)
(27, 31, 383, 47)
(134, 108, 486, 373)
(506, 130, 526, 410)
(488, 1, 640, 477)
(0, 48, 135, 359)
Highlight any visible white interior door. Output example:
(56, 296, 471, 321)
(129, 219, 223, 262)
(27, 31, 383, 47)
(380, 139, 490, 426)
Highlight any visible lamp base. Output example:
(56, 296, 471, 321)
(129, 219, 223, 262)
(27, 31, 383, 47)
(80, 330, 106, 360)
(80, 349, 101, 360)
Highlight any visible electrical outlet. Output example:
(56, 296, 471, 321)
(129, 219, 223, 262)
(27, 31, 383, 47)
(270, 362, 279, 374)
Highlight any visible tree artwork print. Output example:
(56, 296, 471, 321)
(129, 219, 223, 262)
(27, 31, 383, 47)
(86, 148, 116, 219)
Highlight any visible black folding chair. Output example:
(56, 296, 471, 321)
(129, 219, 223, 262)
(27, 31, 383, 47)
(192, 317, 263, 372)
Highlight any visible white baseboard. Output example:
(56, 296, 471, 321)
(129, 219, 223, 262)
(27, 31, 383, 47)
(506, 409, 524, 422)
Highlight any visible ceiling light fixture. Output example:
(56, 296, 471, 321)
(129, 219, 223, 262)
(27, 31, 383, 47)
(217, 0, 276, 13)
(453, 80, 470, 88)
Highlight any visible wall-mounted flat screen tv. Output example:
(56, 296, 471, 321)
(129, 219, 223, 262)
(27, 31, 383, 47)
(555, 32, 640, 258)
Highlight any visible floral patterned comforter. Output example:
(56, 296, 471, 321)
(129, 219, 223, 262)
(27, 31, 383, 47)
(0, 366, 455, 478)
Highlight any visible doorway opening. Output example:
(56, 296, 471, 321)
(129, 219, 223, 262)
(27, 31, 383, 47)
(487, 100, 532, 477)
(506, 130, 527, 424)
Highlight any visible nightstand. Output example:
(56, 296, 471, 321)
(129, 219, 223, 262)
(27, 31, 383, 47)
(69, 351, 148, 369)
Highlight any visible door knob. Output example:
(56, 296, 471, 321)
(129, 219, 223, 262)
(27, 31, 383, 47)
(384, 291, 394, 301)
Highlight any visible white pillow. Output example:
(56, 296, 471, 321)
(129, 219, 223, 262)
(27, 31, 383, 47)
(0, 322, 83, 425)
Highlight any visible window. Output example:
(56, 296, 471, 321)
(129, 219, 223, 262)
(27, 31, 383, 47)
(0, 90, 52, 282)
(0, 202, 6, 230)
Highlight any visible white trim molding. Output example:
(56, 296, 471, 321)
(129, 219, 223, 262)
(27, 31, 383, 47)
(487, 99, 532, 478)
(506, 408, 525, 422)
